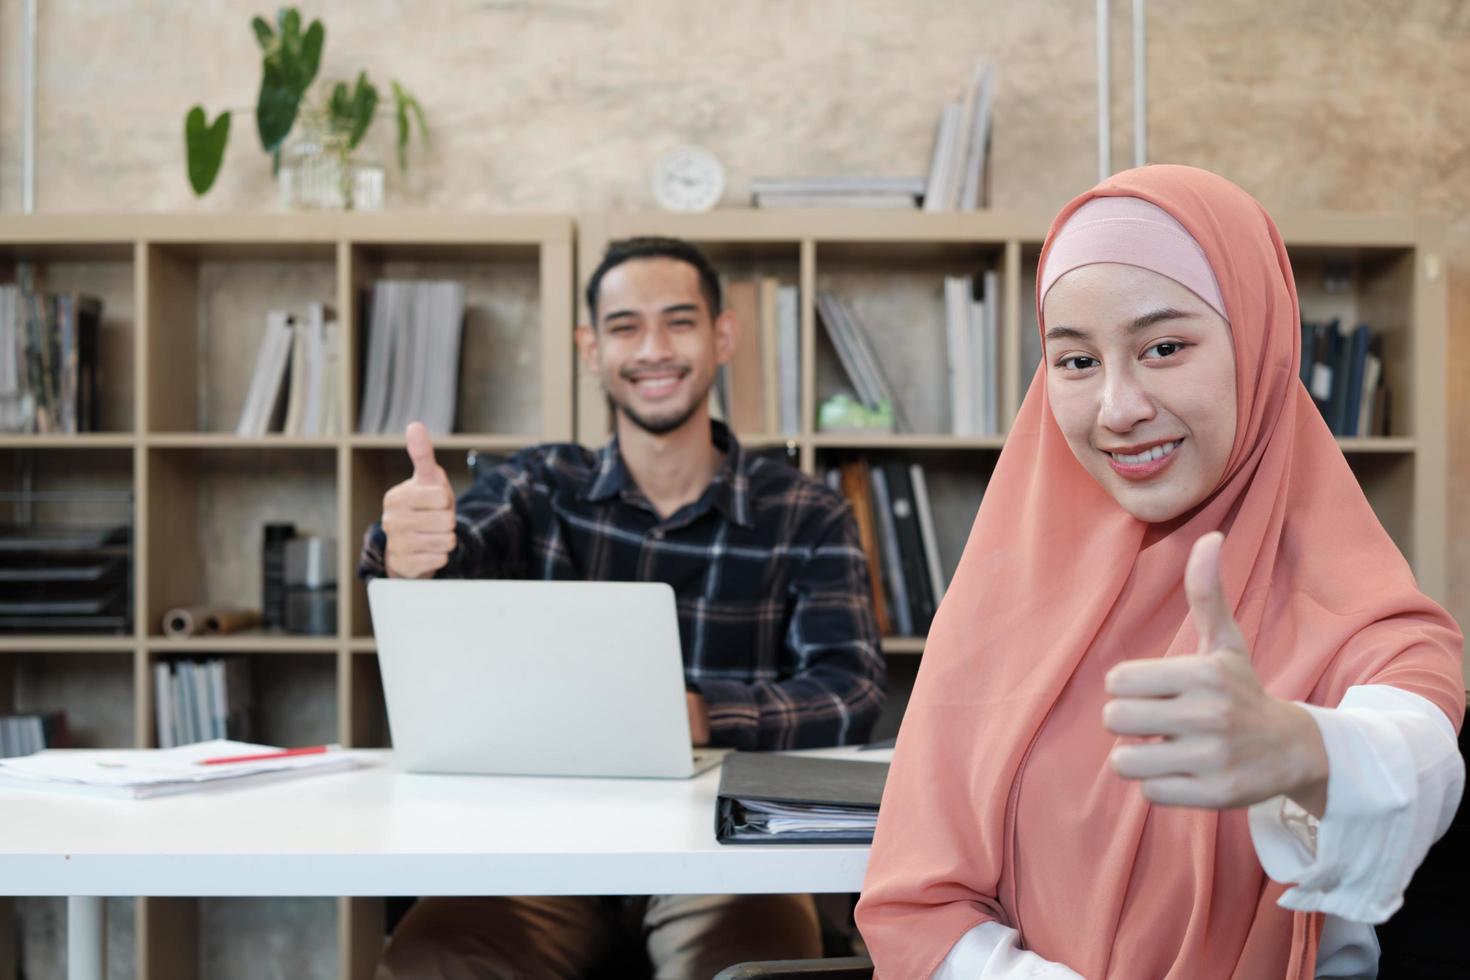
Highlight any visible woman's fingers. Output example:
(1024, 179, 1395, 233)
(1103, 691, 1228, 736)
(1109, 736, 1226, 779)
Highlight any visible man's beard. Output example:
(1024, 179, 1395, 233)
(606, 373, 712, 437)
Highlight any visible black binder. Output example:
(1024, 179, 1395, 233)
(715, 753, 889, 845)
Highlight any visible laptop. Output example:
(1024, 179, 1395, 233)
(367, 579, 727, 778)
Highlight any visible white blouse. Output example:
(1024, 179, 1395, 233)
(931, 684, 1465, 979)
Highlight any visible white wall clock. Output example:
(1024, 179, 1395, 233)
(651, 145, 725, 213)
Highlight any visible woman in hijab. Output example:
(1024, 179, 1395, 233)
(854, 165, 1464, 979)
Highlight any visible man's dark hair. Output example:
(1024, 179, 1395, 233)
(585, 236, 723, 322)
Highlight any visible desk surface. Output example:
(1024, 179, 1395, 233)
(0, 750, 886, 897)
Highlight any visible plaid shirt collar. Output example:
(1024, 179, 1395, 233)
(581, 419, 754, 529)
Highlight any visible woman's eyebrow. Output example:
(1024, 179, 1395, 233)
(1044, 307, 1198, 342)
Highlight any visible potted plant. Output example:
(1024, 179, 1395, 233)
(184, 6, 428, 209)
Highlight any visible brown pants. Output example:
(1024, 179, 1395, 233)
(375, 893, 822, 980)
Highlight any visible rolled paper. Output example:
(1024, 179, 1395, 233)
(161, 606, 261, 638)
(204, 608, 261, 635)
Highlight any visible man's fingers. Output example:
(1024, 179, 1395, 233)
(406, 422, 444, 485)
(388, 551, 450, 579)
(1185, 532, 1244, 656)
(1106, 655, 1224, 697)
(389, 532, 458, 554)
(385, 482, 454, 513)
(382, 506, 456, 536)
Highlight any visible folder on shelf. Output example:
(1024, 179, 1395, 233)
(0, 740, 366, 800)
(715, 752, 889, 844)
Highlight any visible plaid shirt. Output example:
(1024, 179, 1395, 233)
(359, 421, 885, 750)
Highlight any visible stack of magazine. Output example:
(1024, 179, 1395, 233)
(153, 658, 254, 748)
(816, 291, 909, 433)
(0, 285, 103, 434)
(235, 302, 341, 437)
(357, 280, 466, 436)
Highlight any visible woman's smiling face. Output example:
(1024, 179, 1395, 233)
(1042, 262, 1237, 524)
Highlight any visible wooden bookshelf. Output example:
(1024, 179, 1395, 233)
(0, 212, 574, 980)
(0, 207, 1450, 980)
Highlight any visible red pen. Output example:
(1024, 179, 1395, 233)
(196, 745, 330, 766)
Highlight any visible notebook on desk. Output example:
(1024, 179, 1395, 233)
(367, 579, 726, 779)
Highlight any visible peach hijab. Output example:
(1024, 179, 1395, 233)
(855, 165, 1464, 979)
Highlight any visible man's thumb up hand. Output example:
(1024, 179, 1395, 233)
(406, 421, 449, 490)
(382, 422, 456, 579)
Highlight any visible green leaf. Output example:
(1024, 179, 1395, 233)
(296, 20, 324, 90)
(256, 52, 299, 152)
(391, 80, 429, 170)
(184, 106, 231, 196)
(251, 16, 274, 49)
(344, 72, 378, 149)
(276, 7, 300, 40)
(253, 8, 325, 153)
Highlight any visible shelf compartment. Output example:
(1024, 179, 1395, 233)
(1, 241, 138, 434)
(144, 447, 338, 641)
(344, 651, 390, 749)
(347, 242, 546, 440)
(1, 448, 135, 636)
(145, 241, 339, 435)
(1, 650, 136, 748)
(813, 240, 1010, 439)
(817, 447, 996, 643)
(148, 650, 338, 750)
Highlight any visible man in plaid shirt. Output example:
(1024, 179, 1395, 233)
(367, 237, 884, 980)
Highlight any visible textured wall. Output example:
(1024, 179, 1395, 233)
(0, 0, 1464, 631)
(0, 0, 1464, 629)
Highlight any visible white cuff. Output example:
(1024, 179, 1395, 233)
(1248, 684, 1464, 924)
(934, 920, 1085, 979)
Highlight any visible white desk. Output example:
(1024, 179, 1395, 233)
(0, 749, 884, 979)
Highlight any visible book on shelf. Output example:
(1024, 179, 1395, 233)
(725, 280, 766, 434)
(909, 463, 947, 607)
(776, 284, 801, 436)
(1300, 318, 1388, 436)
(278, 301, 338, 438)
(760, 279, 782, 435)
(923, 58, 995, 211)
(880, 460, 936, 635)
(235, 311, 295, 436)
(720, 277, 801, 437)
(153, 658, 254, 749)
(0, 711, 69, 758)
(357, 280, 466, 435)
(867, 464, 913, 637)
(837, 459, 892, 636)
(922, 101, 962, 214)
(831, 459, 948, 640)
(816, 291, 909, 432)
(750, 176, 924, 210)
(0, 285, 102, 434)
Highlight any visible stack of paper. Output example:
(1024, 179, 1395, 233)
(0, 740, 365, 799)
